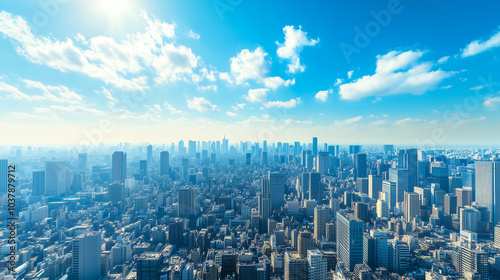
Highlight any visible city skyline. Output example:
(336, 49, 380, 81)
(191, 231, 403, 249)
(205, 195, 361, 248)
(1, 1, 500, 145)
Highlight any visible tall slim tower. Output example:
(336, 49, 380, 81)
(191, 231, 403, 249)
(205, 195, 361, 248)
(45, 161, 69, 195)
(354, 153, 367, 179)
(312, 137, 318, 157)
(32, 171, 45, 196)
(475, 161, 500, 225)
(314, 206, 328, 241)
(160, 151, 170, 176)
(147, 144, 153, 165)
(269, 172, 285, 211)
(112, 151, 127, 183)
(309, 172, 322, 202)
(398, 148, 418, 192)
(178, 187, 195, 218)
(71, 231, 101, 280)
(0, 159, 8, 194)
(389, 168, 409, 204)
(336, 211, 364, 272)
(404, 192, 420, 222)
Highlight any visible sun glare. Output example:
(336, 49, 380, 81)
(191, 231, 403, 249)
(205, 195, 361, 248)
(100, 0, 128, 15)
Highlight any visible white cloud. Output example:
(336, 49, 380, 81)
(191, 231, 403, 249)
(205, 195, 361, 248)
(395, 118, 423, 126)
(334, 78, 343, 86)
(187, 97, 217, 112)
(226, 111, 238, 117)
(186, 29, 200, 40)
(262, 76, 295, 90)
(164, 101, 182, 114)
(232, 103, 246, 111)
(276, 25, 319, 73)
(440, 85, 452, 89)
(218, 72, 233, 84)
(264, 98, 301, 108)
(437, 56, 449, 64)
(245, 88, 268, 103)
(285, 119, 312, 125)
(230, 47, 268, 84)
(462, 28, 500, 57)
(484, 96, 500, 109)
(36, 105, 105, 116)
(0, 79, 83, 104)
(347, 70, 354, 79)
(470, 85, 485, 91)
(315, 89, 332, 102)
(0, 11, 199, 90)
(339, 50, 452, 100)
(335, 116, 362, 126)
(197, 85, 218, 92)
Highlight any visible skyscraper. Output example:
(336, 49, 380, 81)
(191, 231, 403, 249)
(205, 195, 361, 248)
(112, 151, 127, 183)
(389, 168, 409, 204)
(475, 161, 500, 225)
(337, 211, 364, 271)
(0, 159, 8, 194)
(285, 252, 307, 280)
(298, 231, 315, 258)
(178, 187, 195, 218)
(313, 206, 328, 241)
(160, 151, 170, 176)
(403, 192, 420, 222)
(309, 172, 322, 202)
(312, 137, 318, 157)
(444, 193, 458, 215)
(45, 161, 69, 195)
(137, 252, 162, 280)
(32, 170, 45, 196)
(368, 175, 382, 200)
(147, 144, 153, 165)
(316, 152, 329, 175)
(269, 172, 285, 210)
(307, 250, 327, 280)
(139, 160, 147, 178)
(71, 231, 101, 280)
(398, 148, 418, 192)
(353, 153, 367, 180)
(382, 180, 396, 211)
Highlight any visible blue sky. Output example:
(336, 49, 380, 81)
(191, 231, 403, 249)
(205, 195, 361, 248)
(0, 0, 500, 146)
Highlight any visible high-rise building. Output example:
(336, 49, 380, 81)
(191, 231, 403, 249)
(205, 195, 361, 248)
(178, 187, 195, 218)
(147, 144, 153, 165)
(354, 202, 369, 223)
(246, 153, 251, 166)
(269, 172, 285, 210)
(456, 187, 472, 207)
(354, 153, 367, 179)
(337, 211, 364, 271)
(368, 175, 382, 200)
(316, 152, 329, 175)
(71, 231, 101, 280)
(32, 170, 45, 196)
(307, 250, 327, 280)
(202, 260, 219, 280)
(312, 137, 318, 157)
(495, 224, 500, 249)
(460, 207, 481, 233)
(349, 145, 361, 155)
(456, 243, 489, 280)
(112, 151, 127, 183)
(356, 178, 368, 195)
(309, 172, 322, 202)
(398, 148, 418, 192)
(389, 168, 409, 204)
(0, 159, 7, 194)
(314, 206, 328, 241)
(403, 192, 420, 222)
(475, 161, 500, 225)
(137, 252, 161, 280)
(382, 180, 396, 211)
(444, 193, 458, 215)
(389, 239, 410, 274)
(45, 161, 69, 195)
(78, 153, 87, 180)
(298, 231, 315, 258)
(160, 151, 170, 176)
(284, 252, 307, 280)
(139, 160, 147, 178)
(108, 182, 125, 204)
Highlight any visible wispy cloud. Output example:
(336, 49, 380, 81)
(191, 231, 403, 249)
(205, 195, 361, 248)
(276, 25, 319, 73)
(461, 27, 500, 57)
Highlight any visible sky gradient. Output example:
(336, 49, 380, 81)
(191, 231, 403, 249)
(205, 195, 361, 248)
(1, 0, 500, 146)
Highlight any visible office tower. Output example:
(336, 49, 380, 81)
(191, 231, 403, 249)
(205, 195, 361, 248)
(238, 263, 257, 280)
(495, 224, 500, 249)
(398, 148, 418, 192)
(456, 187, 472, 207)
(45, 161, 69, 195)
(356, 178, 368, 195)
(32, 170, 45, 196)
(314, 206, 328, 241)
(146, 144, 153, 164)
(354, 202, 369, 223)
(337, 211, 364, 271)
(316, 152, 329, 175)
(363, 234, 376, 269)
(307, 250, 327, 280)
(457, 243, 489, 280)
(269, 172, 285, 210)
(246, 153, 251, 166)
(403, 192, 420, 222)
(383, 145, 394, 155)
(430, 165, 450, 193)
(160, 151, 170, 176)
(389, 168, 409, 204)
(382, 180, 396, 211)
(285, 252, 307, 280)
(302, 150, 312, 166)
(202, 260, 219, 280)
(462, 165, 476, 200)
(108, 182, 125, 204)
(376, 199, 389, 218)
(306, 154, 314, 170)
(309, 172, 322, 202)
(389, 239, 410, 274)
(178, 187, 195, 218)
(444, 193, 458, 215)
(326, 223, 336, 242)
(349, 145, 361, 155)
(312, 137, 318, 156)
(221, 251, 238, 279)
(475, 161, 500, 225)
(460, 207, 481, 232)
(78, 153, 87, 181)
(112, 151, 127, 183)
(188, 140, 196, 156)
(71, 173, 83, 192)
(368, 175, 382, 200)
(0, 159, 7, 194)
(262, 151, 268, 166)
(353, 153, 367, 179)
(168, 218, 184, 245)
(139, 160, 147, 178)
(137, 252, 161, 280)
(71, 231, 101, 280)
(298, 231, 315, 258)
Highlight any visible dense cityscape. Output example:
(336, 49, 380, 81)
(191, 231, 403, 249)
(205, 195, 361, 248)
(0, 140, 499, 280)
